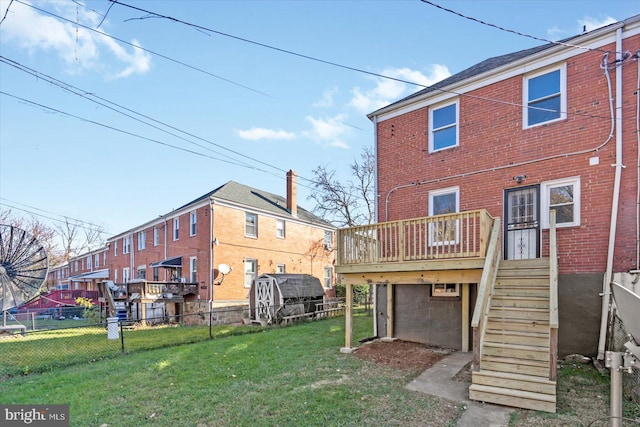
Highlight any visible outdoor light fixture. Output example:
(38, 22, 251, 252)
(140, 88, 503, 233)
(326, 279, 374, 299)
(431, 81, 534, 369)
(513, 175, 527, 184)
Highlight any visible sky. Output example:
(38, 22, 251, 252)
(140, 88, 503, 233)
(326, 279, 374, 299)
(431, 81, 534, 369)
(1, 0, 639, 248)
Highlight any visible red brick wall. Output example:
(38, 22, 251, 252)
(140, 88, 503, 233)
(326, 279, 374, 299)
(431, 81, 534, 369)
(376, 36, 639, 274)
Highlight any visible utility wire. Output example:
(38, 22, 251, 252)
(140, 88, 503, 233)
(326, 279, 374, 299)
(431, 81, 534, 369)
(419, 0, 618, 55)
(12, 0, 271, 97)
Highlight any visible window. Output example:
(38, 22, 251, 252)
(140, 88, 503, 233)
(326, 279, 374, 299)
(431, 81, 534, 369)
(153, 267, 159, 281)
(244, 259, 257, 288)
(276, 219, 285, 238)
(123, 267, 130, 283)
(323, 266, 333, 289)
(190, 211, 197, 236)
(138, 230, 146, 251)
(190, 257, 197, 282)
(429, 100, 458, 152)
(173, 218, 180, 240)
(276, 264, 286, 274)
(429, 187, 459, 245)
(432, 283, 460, 297)
(123, 236, 130, 254)
(86, 255, 91, 270)
(74, 260, 78, 272)
(153, 226, 159, 246)
(114, 241, 118, 256)
(103, 252, 106, 266)
(114, 269, 118, 283)
(137, 266, 146, 279)
(245, 213, 257, 237)
(324, 231, 333, 250)
(524, 65, 566, 127)
(542, 177, 580, 228)
(95, 255, 99, 268)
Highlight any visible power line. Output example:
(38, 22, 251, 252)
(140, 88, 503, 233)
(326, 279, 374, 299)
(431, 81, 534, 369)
(12, 0, 271, 97)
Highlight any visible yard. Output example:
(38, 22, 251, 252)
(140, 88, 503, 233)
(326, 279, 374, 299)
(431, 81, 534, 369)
(0, 310, 637, 426)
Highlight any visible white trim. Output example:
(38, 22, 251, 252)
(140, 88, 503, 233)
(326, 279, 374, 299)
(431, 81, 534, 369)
(245, 212, 258, 238)
(190, 211, 197, 236)
(190, 256, 197, 282)
(429, 187, 460, 246)
(523, 63, 567, 129)
(541, 176, 581, 228)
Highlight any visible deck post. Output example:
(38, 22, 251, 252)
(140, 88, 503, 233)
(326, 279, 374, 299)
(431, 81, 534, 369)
(341, 283, 353, 353)
(386, 283, 394, 338)
(461, 283, 469, 352)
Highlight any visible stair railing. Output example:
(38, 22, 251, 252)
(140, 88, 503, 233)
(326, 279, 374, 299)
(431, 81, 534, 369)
(471, 217, 501, 371)
(549, 210, 559, 381)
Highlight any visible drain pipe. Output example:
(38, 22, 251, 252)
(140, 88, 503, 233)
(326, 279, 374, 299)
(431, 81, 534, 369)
(597, 27, 625, 360)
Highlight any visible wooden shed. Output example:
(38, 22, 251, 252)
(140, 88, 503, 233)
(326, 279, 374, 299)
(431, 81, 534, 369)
(249, 274, 325, 324)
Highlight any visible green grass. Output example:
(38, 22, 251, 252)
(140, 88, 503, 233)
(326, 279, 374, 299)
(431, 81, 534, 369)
(0, 311, 461, 427)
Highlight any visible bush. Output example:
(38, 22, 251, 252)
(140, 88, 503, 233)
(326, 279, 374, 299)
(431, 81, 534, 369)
(334, 283, 370, 304)
(75, 297, 100, 323)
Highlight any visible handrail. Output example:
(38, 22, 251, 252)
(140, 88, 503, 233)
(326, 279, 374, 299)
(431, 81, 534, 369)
(549, 210, 559, 381)
(471, 217, 501, 371)
(337, 209, 494, 266)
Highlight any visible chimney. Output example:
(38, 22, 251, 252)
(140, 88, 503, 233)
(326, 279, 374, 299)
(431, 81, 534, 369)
(286, 169, 297, 217)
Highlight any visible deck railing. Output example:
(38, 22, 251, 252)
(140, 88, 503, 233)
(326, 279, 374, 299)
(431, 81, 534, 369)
(337, 209, 494, 266)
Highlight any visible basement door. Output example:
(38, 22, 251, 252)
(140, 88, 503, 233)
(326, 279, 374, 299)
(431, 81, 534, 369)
(504, 185, 540, 259)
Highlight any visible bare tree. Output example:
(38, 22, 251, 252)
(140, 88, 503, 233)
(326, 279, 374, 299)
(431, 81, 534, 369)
(55, 218, 105, 262)
(308, 146, 376, 227)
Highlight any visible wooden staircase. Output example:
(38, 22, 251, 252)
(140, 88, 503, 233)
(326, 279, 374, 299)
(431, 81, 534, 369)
(469, 258, 557, 413)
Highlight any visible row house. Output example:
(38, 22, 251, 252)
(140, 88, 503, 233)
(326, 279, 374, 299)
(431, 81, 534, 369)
(337, 15, 640, 412)
(106, 170, 336, 305)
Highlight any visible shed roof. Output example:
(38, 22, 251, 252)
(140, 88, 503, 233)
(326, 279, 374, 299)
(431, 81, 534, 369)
(258, 274, 325, 299)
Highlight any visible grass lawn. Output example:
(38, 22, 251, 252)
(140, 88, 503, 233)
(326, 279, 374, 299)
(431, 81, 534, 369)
(0, 311, 462, 427)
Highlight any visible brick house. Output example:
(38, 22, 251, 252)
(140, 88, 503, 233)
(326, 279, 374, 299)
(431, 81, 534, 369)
(336, 15, 640, 411)
(106, 170, 336, 305)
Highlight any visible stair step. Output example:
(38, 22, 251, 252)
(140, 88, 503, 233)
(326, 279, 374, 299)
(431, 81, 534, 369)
(491, 295, 549, 309)
(469, 384, 556, 413)
(500, 259, 550, 269)
(484, 329, 550, 346)
(488, 307, 549, 322)
(486, 318, 550, 334)
(480, 355, 550, 377)
(482, 342, 550, 362)
(495, 278, 550, 287)
(472, 370, 556, 394)
(493, 287, 549, 298)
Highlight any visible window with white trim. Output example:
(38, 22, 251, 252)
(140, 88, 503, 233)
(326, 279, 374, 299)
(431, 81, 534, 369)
(95, 255, 99, 268)
(245, 213, 257, 238)
(173, 218, 180, 240)
(123, 267, 130, 283)
(153, 226, 159, 246)
(123, 236, 130, 254)
(190, 257, 197, 282)
(138, 230, 146, 251)
(524, 65, 566, 128)
(137, 266, 146, 279)
(114, 241, 118, 256)
(103, 252, 106, 266)
(190, 211, 197, 236)
(276, 219, 285, 238)
(324, 231, 333, 250)
(86, 255, 91, 270)
(153, 267, 159, 281)
(541, 177, 580, 228)
(244, 259, 257, 288)
(429, 187, 460, 245)
(323, 266, 333, 289)
(429, 100, 459, 152)
(276, 264, 286, 274)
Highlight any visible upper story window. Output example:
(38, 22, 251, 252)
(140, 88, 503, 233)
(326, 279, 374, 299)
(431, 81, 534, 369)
(541, 177, 580, 228)
(429, 100, 458, 152)
(173, 218, 180, 240)
(123, 236, 131, 254)
(276, 219, 285, 238)
(153, 226, 159, 246)
(114, 241, 118, 256)
(86, 255, 91, 270)
(524, 65, 566, 128)
(190, 211, 197, 236)
(95, 255, 99, 268)
(245, 213, 257, 238)
(324, 231, 333, 250)
(103, 252, 106, 266)
(138, 230, 146, 251)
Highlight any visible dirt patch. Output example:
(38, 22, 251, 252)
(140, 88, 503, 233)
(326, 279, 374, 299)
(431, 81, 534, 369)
(353, 339, 453, 374)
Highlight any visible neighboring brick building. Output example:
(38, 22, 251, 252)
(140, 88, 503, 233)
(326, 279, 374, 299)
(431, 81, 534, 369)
(106, 170, 336, 305)
(337, 15, 640, 359)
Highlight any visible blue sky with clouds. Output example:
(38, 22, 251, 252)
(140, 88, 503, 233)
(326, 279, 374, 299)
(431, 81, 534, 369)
(1, 0, 638, 242)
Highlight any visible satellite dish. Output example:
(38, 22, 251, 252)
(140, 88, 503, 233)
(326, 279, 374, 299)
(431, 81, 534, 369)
(0, 224, 49, 312)
(610, 282, 640, 358)
(218, 264, 231, 275)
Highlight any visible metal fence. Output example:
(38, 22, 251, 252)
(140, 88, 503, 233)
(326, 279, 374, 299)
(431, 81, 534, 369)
(0, 302, 345, 381)
(609, 312, 640, 406)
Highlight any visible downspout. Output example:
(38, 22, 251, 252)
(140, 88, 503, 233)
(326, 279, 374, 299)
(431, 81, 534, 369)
(163, 217, 168, 281)
(209, 199, 214, 308)
(597, 27, 625, 360)
(373, 115, 379, 337)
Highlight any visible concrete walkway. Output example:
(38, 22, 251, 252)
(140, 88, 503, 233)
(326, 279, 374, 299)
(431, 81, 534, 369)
(406, 352, 513, 427)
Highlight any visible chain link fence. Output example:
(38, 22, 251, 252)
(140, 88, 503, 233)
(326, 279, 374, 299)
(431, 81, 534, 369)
(609, 311, 640, 408)
(0, 301, 345, 381)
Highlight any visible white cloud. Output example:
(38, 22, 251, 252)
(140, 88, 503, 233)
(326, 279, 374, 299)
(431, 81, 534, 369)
(302, 114, 351, 149)
(578, 16, 617, 32)
(0, 0, 151, 78)
(348, 65, 451, 114)
(312, 87, 339, 108)
(236, 127, 296, 141)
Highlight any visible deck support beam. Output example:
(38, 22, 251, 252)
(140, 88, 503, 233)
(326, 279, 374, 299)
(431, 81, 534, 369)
(462, 283, 469, 352)
(341, 282, 353, 353)
(386, 284, 394, 339)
